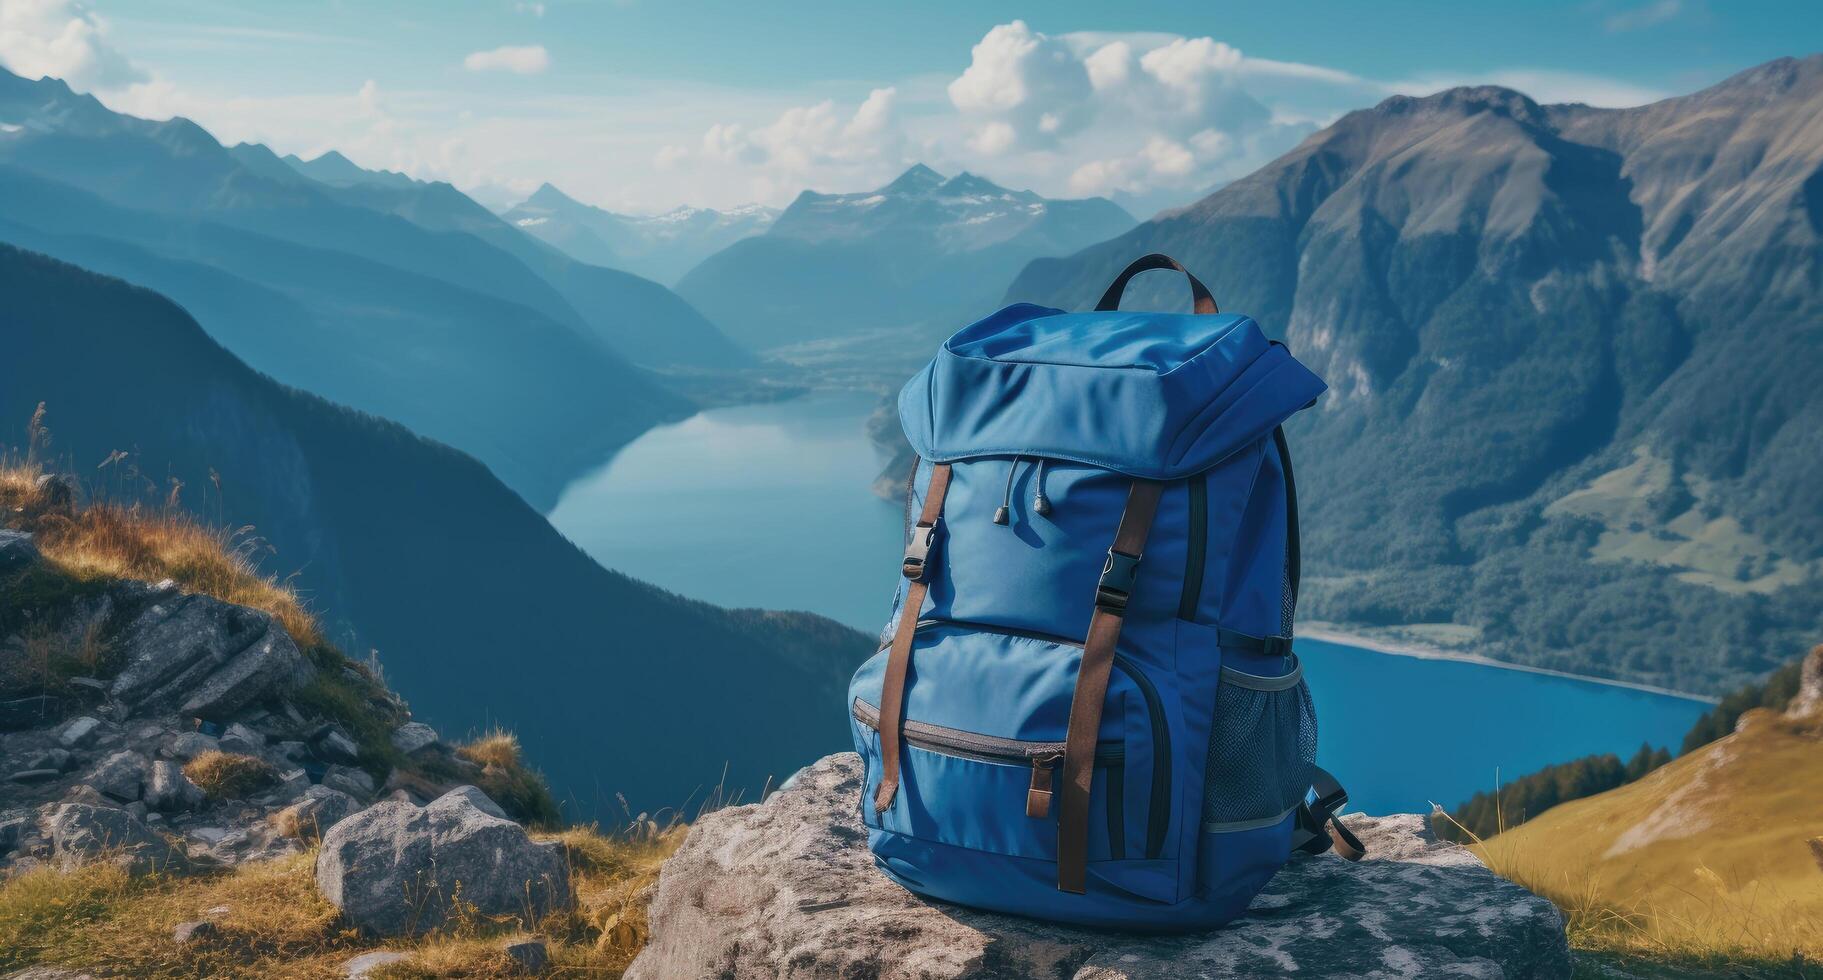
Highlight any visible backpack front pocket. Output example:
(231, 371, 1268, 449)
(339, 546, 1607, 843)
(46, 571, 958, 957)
(849, 620, 1169, 866)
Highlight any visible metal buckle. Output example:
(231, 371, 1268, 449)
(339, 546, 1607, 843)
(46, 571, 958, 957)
(1095, 549, 1141, 612)
(902, 520, 940, 581)
(1312, 785, 1348, 817)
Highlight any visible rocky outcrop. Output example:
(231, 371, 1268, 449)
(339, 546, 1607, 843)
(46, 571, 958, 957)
(43, 802, 189, 876)
(630, 754, 1572, 980)
(1787, 644, 1823, 718)
(108, 593, 313, 720)
(314, 786, 570, 936)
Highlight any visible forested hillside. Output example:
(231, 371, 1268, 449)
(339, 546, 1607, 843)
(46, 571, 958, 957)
(1008, 57, 1823, 692)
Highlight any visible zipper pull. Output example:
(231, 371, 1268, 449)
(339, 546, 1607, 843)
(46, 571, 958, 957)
(993, 455, 1023, 526)
(1032, 459, 1052, 517)
(1027, 752, 1060, 819)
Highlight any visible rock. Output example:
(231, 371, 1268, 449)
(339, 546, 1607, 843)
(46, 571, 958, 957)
(145, 761, 205, 813)
(5, 967, 100, 980)
(311, 726, 361, 764)
(43, 802, 188, 876)
(6, 769, 61, 784)
(166, 731, 219, 762)
(172, 920, 217, 944)
(32, 473, 77, 511)
(275, 739, 309, 762)
(1, 811, 27, 854)
(107, 593, 313, 719)
(389, 721, 440, 756)
(58, 716, 104, 748)
(123, 801, 149, 821)
(629, 754, 1572, 980)
(82, 750, 149, 802)
(1788, 644, 1823, 718)
(1, 696, 66, 733)
(342, 952, 413, 978)
(0, 528, 40, 573)
(321, 765, 376, 799)
(274, 785, 359, 840)
(439, 784, 508, 820)
(28, 748, 74, 772)
(315, 786, 570, 937)
(61, 784, 104, 806)
(503, 937, 549, 974)
(218, 723, 266, 755)
(276, 767, 312, 797)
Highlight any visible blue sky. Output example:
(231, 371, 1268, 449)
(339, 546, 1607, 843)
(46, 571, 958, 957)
(3, 0, 1818, 213)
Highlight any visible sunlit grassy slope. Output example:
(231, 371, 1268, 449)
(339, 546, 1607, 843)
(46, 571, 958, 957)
(1471, 704, 1823, 975)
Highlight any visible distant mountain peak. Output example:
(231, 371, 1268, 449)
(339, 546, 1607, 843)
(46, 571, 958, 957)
(526, 182, 582, 209)
(884, 163, 945, 194)
(1372, 85, 1547, 123)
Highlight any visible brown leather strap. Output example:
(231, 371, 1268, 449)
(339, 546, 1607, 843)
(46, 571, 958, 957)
(873, 461, 953, 813)
(1094, 253, 1218, 315)
(1056, 479, 1163, 892)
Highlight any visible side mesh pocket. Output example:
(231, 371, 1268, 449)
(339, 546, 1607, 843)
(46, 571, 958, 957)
(1202, 657, 1316, 828)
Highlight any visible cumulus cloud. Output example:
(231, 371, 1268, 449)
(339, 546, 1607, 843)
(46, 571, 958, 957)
(513, 1, 547, 16)
(0, 0, 145, 88)
(463, 44, 550, 74)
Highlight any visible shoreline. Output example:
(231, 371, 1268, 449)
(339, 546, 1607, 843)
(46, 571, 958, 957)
(1299, 624, 1721, 705)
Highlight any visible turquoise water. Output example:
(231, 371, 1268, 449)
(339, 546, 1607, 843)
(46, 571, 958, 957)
(549, 391, 1711, 816)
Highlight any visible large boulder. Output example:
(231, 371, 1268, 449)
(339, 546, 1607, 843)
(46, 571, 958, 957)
(144, 760, 205, 813)
(42, 802, 188, 876)
(107, 593, 313, 720)
(0, 529, 40, 574)
(629, 754, 1572, 980)
(315, 786, 570, 936)
(274, 785, 360, 840)
(81, 750, 148, 803)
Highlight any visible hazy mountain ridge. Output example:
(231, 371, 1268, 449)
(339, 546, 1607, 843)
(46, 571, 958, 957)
(1, 243, 871, 815)
(1007, 57, 1823, 692)
(676, 164, 1136, 352)
(0, 67, 737, 507)
(504, 182, 779, 286)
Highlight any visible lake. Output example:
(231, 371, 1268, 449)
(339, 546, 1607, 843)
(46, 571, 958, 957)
(549, 390, 1711, 816)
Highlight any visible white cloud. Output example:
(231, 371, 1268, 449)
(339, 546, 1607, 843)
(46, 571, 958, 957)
(1388, 69, 1668, 108)
(463, 44, 549, 74)
(0, 0, 145, 88)
(1605, 0, 1682, 32)
(513, 1, 547, 16)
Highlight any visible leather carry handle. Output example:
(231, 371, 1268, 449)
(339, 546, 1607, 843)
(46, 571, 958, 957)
(1093, 253, 1218, 315)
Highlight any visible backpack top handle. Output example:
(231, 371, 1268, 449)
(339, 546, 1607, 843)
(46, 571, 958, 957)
(1093, 253, 1219, 315)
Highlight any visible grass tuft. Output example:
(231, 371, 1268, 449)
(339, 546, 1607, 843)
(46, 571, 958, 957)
(456, 729, 563, 829)
(184, 751, 279, 801)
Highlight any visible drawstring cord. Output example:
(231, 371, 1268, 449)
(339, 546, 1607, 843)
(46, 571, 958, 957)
(993, 454, 1022, 525)
(1033, 459, 1052, 516)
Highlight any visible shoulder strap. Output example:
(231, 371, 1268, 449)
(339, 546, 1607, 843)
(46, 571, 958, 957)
(1056, 479, 1163, 893)
(872, 461, 952, 813)
(1291, 766, 1365, 861)
(1094, 253, 1219, 315)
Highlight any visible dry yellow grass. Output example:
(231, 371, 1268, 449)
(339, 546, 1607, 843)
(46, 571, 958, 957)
(184, 751, 281, 801)
(0, 830, 684, 979)
(1, 457, 321, 648)
(455, 729, 563, 828)
(1448, 706, 1823, 977)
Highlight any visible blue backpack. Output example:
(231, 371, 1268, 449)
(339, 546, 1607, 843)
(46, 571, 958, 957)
(848, 254, 1365, 930)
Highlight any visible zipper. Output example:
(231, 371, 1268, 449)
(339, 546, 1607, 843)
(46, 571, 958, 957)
(1178, 474, 1207, 620)
(885, 618, 1173, 860)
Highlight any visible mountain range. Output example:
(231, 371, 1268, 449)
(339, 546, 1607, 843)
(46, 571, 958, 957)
(677, 164, 1136, 352)
(0, 68, 745, 509)
(1, 243, 870, 817)
(1009, 56, 1823, 692)
(503, 183, 778, 285)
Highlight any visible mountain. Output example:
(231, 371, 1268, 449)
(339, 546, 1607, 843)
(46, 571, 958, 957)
(1007, 57, 1823, 693)
(0, 69, 742, 507)
(281, 148, 418, 189)
(504, 183, 779, 285)
(1, 243, 872, 816)
(676, 165, 1136, 352)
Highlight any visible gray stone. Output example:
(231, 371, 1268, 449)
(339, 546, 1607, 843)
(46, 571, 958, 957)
(172, 920, 217, 944)
(6, 769, 60, 784)
(274, 785, 360, 840)
(82, 749, 149, 802)
(58, 716, 103, 748)
(389, 721, 440, 756)
(0, 812, 26, 854)
(503, 937, 549, 974)
(275, 739, 309, 761)
(5, 967, 100, 980)
(312, 726, 361, 764)
(437, 784, 508, 820)
(218, 722, 265, 755)
(628, 754, 1572, 980)
(32, 473, 77, 511)
(315, 786, 570, 937)
(145, 760, 205, 813)
(107, 593, 313, 719)
(0, 529, 39, 574)
(28, 748, 74, 772)
(343, 952, 413, 978)
(166, 731, 219, 762)
(276, 766, 312, 797)
(1787, 643, 1823, 717)
(61, 784, 104, 806)
(42, 802, 188, 876)
(321, 765, 376, 799)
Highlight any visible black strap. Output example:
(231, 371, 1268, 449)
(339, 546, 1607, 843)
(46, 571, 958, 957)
(1291, 766, 1365, 861)
(1094, 253, 1218, 315)
(1273, 426, 1301, 608)
(1217, 627, 1293, 658)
